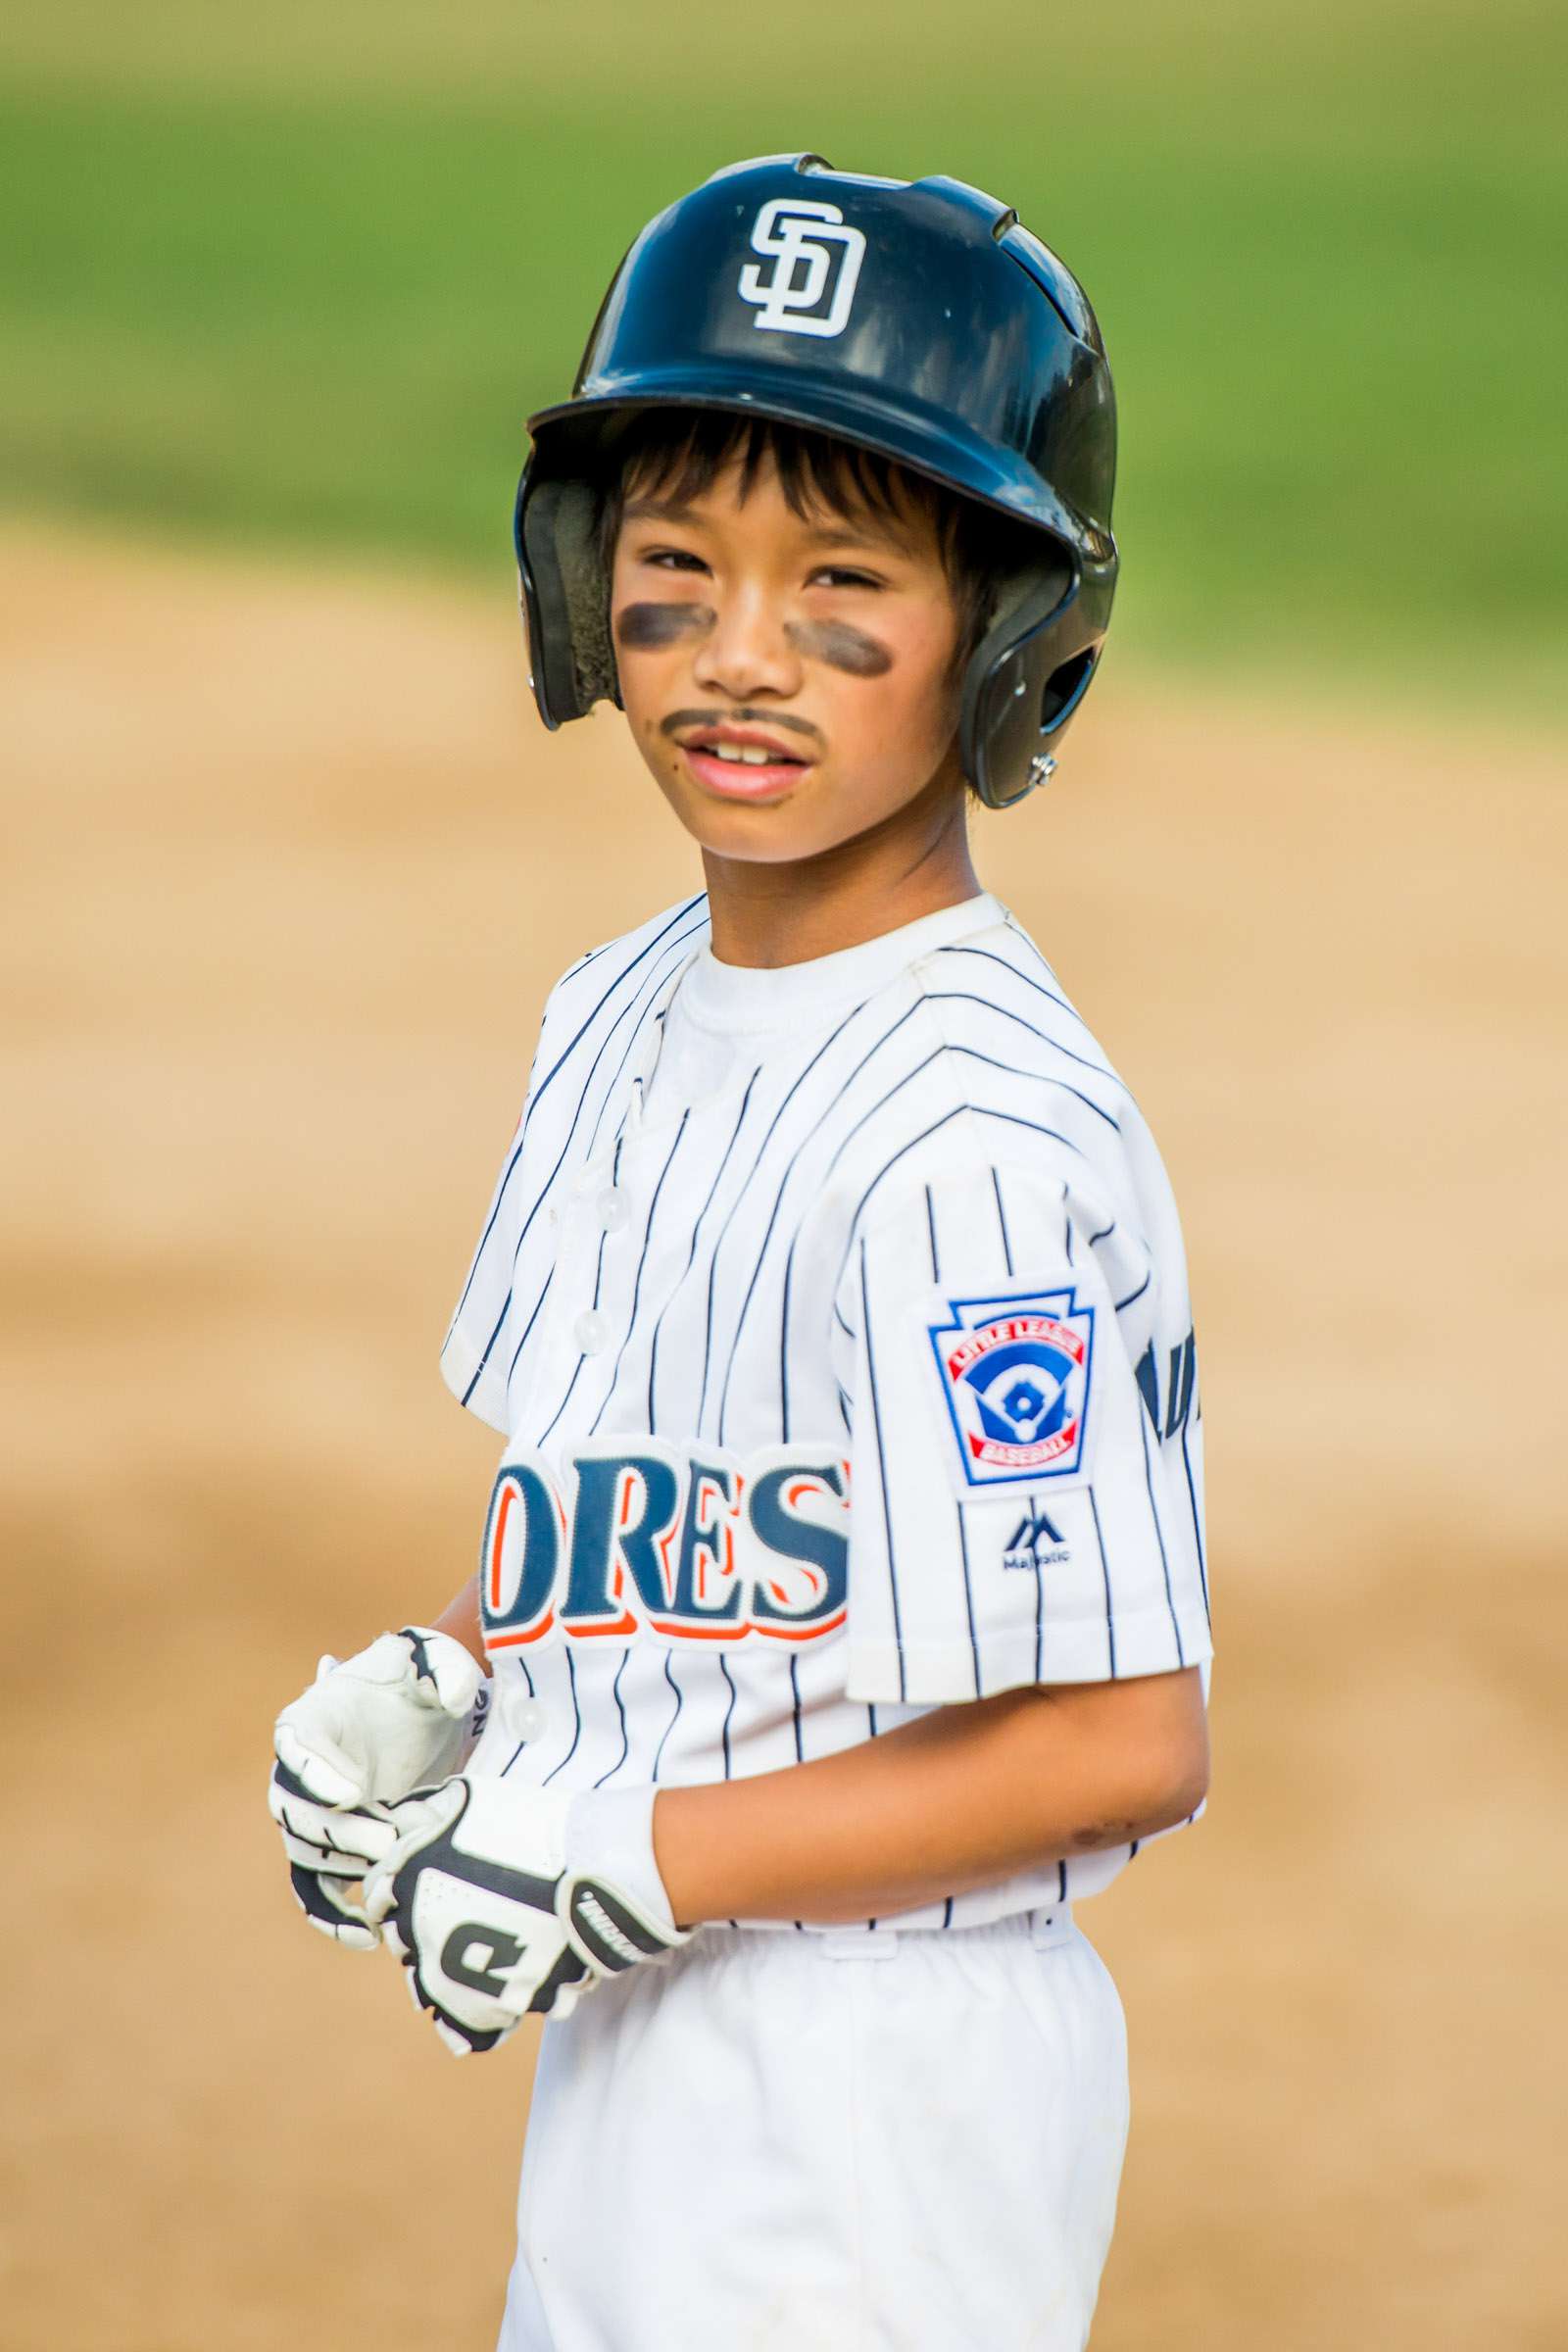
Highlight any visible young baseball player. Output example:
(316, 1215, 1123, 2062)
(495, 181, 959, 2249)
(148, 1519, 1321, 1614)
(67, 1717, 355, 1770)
(269, 156, 1212, 2351)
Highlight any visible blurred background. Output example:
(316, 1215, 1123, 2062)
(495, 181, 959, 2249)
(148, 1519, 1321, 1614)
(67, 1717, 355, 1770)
(2, 4, 1564, 2346)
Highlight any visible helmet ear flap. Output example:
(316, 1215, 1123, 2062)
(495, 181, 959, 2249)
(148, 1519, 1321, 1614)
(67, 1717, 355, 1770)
(959, 558, 1109, 810)
(515, 467, 620, 727)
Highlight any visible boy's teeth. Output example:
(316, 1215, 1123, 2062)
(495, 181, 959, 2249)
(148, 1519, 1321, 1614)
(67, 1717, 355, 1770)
(710, 742, 775, 764)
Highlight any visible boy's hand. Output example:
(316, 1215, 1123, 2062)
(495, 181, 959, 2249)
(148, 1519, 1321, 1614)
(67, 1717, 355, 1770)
(270, 1627, 486, 1951)
(267, 1759, 400, 1949)
(362, 1779, 690, 2054)
(273, 1627, 486, 1808)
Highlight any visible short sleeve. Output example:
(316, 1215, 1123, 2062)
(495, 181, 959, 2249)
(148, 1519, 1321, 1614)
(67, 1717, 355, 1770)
(834, 1153, 1212, 1706)
(441, 1077, 540, 1430)
(438, 1010, 557, 1436)
(438, 894, 711, 1438)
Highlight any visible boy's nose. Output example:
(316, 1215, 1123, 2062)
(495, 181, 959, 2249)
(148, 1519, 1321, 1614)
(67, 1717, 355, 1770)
(690, 590, 802, 703)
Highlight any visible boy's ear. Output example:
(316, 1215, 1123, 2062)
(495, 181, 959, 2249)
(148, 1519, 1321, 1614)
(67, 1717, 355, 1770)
(517, 472, 621, 722)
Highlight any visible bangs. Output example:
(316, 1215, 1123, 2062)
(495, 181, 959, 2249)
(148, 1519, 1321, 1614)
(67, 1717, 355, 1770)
(612, 411, 942, 543)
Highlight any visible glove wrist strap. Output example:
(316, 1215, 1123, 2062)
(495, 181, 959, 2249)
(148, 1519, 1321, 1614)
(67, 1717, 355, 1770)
(564, 1785, 687, 1956)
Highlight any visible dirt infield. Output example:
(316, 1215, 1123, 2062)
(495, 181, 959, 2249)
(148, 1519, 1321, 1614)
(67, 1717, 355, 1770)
(3, 524, 1563, 2350)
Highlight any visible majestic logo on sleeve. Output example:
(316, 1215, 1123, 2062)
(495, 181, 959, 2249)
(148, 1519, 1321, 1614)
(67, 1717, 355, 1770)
(927, 1284, 1097, 1489)
(737, 199, 866, 338)
(1002, 1508, 1070, 1573)
(479, 1439, 850, 1655)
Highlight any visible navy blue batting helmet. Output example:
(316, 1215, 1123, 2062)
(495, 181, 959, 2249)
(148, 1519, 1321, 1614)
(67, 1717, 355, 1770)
(515, 153, 1117, 810)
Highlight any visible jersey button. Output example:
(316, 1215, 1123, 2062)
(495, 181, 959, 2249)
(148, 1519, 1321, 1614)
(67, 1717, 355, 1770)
(596, 1188, 629, 1232)
(573, 1307, 611, 1354)
(507, 1696, 548, 1743)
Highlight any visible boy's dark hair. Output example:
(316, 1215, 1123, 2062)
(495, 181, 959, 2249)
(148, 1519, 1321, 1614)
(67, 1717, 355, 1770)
(595, 409, 1039, 685)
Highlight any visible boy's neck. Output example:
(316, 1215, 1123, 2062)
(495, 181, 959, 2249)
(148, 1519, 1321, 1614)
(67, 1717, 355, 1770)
(698, 779, 983, 971)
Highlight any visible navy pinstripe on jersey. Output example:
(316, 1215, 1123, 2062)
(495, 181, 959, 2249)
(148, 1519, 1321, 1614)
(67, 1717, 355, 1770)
(442, 889, 1211, 1932)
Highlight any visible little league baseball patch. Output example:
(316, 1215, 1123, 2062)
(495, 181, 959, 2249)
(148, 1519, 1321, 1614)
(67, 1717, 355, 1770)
(925, 1281, 1098, 1492)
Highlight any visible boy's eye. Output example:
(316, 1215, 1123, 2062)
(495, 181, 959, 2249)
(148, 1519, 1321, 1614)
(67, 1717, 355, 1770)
(641, 547, 708, 572)
(812, 565, 883, 591)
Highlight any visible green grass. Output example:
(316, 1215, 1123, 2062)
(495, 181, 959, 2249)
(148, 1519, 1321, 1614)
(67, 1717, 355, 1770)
(2, 0, 1564, 707)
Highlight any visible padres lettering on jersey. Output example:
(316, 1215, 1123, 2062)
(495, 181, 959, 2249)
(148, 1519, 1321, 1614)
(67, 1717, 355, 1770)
(441, 888, 1211, 1931)
(481, 1441, 849, 1648)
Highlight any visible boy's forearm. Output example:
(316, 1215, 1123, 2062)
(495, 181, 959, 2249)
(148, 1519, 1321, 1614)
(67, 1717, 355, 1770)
(428, 1594, 1206, 1922)
(432, 1576, 487, 1669)
(650, 1665, 1209, 1928)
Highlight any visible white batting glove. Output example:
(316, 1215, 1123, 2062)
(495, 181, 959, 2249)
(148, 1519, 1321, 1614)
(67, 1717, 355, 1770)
(273, 1627, 487, 1808)
(270, 1626, 487, 1951)
(362, 1780, 690, 2055)
(268, 1760, 400, 1950)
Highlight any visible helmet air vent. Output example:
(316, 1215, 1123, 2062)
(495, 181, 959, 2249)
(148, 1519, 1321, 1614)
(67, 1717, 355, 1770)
(1041, 652, 1097, 733)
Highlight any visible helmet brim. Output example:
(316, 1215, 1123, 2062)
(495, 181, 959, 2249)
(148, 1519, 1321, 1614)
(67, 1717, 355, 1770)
(525, 376, 1111, 572)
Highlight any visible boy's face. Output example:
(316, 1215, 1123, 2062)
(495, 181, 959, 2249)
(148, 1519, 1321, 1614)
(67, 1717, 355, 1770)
(609, 450, 966, 865)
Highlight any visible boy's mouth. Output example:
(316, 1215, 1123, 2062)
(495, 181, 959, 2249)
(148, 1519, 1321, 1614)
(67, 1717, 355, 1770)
(669, 717, 816, 800)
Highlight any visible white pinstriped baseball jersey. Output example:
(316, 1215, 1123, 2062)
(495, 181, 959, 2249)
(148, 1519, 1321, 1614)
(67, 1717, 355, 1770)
(443, 887, 1212, 1932)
